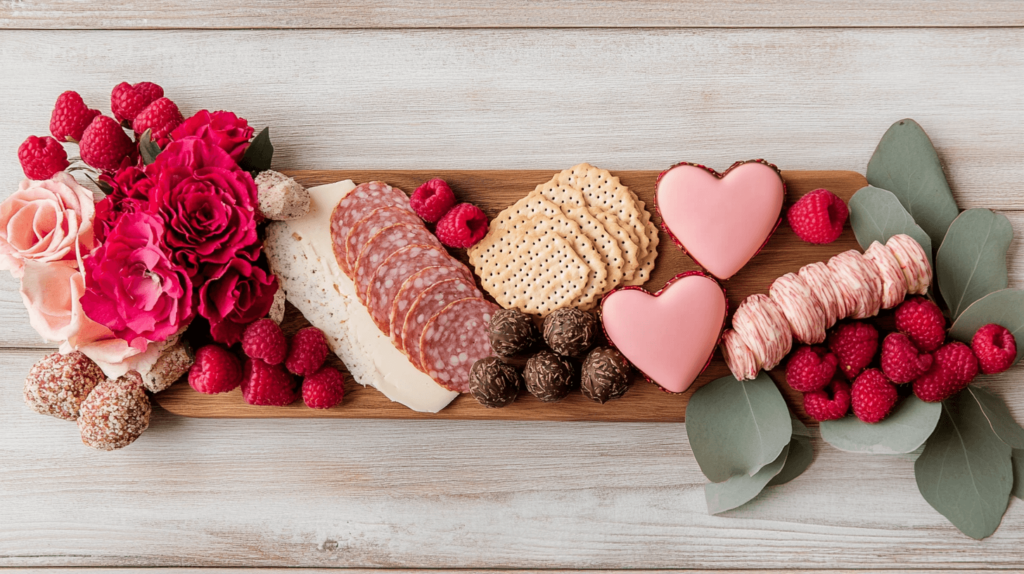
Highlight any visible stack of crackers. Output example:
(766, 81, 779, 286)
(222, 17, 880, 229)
(468, 163, 659, 315)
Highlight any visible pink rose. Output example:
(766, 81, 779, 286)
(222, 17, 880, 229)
(170, 110, 254, 162)
(199, 255, 278, 345)
(0, 172, 96, 278)
(80, 211, 193, 349)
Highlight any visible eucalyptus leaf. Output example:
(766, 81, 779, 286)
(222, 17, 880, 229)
(820, 396, 941, 454)
(1013, 450, 1024, 500)
(84, 173, 113, 195)
(964, 386, 1024, 449)
(848, 185, 932, 268)
(866, 118, 960, 246)
(138, 129, 161, 165)
(686, 372, 792, 482)
(767, 417, 813, 487)
(239, 126, 273, 174)
(915, 391, 1013, 540)
(706, 444, 790, 515)
(936, 208, 1013, 320)
(949, 289, 1024, 366)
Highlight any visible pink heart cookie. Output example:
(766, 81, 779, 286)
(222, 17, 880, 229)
(656, 160, 786, 280)
(601, 272, 727, 393)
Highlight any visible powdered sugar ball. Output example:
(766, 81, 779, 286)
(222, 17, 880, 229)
(24, 351, 106, 421)
(78, 371, 151, 451)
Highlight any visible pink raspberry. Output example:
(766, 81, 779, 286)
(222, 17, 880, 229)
(241, 358, 298, 406)
(894, 297, 946, 352)
(787, 188, 849, 244)
(435, 203, 488, 248)
(302, 366, 346, 409)
(827, 321, 879, 380)
(80, 115, 135, 171)
(972, 323, 1017, 375)
(784, 345, 838, 392)
(188, 345, 243, 394)
(410, 178, 456, 223)
(913, 341, 978, 402)
(851, 368, 898, 423)
(18, 135, 69, 180)
(132, 97, 184, 146)
(285, 326, 329, 376)
(241, 318, 288, 365)
(802, 379, 851, 422)
(880, 332, 933, 383)
(49, 91, 100, 142)
(110, 81, 164, 125)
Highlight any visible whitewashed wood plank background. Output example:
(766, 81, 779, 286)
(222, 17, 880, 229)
(1, 18, 1023, 572)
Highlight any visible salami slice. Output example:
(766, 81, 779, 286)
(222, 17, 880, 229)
(354, 223, 440, 303)
(330, 181, 414, 275)
(391, 265, 470, 348)
(419, 298, 498, 392)
(401, 278, 482, 367)
(345, 206, 422, 274)
(368, 245, 472, 334)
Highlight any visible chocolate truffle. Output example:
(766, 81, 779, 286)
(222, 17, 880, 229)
(489, 308, 539, 357)
(542, 308, 597, 357)
(469, 357, 522, 408)
(24, 351, 106, 421)
(524, 350, 575, 402)
(581, 347, 632, 404)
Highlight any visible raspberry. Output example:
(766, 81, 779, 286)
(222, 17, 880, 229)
(803, 379, 851, 422)
(972, 323, 1017, 375)
(302, 366, 345, 409)
(880, 332, 933, 383)
(49, 91, 100, 142)
(410, 178, 456, 223)
(435, 202, 488, 248)
(241, 318, 288, 365)
(787, 188, 849, 244)
(110, 81, 164, 125)
(851, 368, 898, 423)
(132, 97, 184, 146)
(285, 326, 329, 376)
(80, 115, 135, 171)
(241, 358, 298, 406)
(188, 344, 243, 394)
(894, 297, 946, 353)
(17, 135, 69, 180)
(827, 321, 879, 380)
(913, 341, 978, 402)
(784, 345, 838, 392)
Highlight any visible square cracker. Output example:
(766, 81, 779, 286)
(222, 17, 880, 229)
(556, 163, 651, 257)
(621, 191, 660, 286)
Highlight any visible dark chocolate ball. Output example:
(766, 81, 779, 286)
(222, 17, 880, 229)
(524, 350, 575, 402)
(489, 308, 540, 357)
(542, 308, 597, 357)
(470, 357, 521, 408)
(581, 347, 632, 404)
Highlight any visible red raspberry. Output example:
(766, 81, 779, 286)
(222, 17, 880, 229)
(188, 344, 243, 394)
(132, 97, 184, 146)
(49, 91, 100, 142)
(285, 326, 329, 376)
(803, 379, 851, 422)
(851, 368, 898, 423)
(80, 115, 135, 171)
(410, 178, 456, 223)
(17, 136, 69, 180)
(787, 188, 849, 244)
(972, 323, 1017, 375)
(242, 319, 288, 365)
(302, 366, 346, 409)
(435, 203, 488, 248)
(241, 358, 298, 406)
(827, 321, 879, 380)
(894, 297, 946, 353)
(880, 332, 933, 383)
(110, 81, 164, 125)
(784, 345, 838, 392)
(913, 341, 978, 402)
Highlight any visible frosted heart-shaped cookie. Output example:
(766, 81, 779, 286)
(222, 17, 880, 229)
(656, 160, 785, 280)
(601, 272, 727, 393)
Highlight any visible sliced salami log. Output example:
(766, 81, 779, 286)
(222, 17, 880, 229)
(368, 245, 472, 334)
(402, 279, 482, 368)
(419, 298, 498, 392)
(354, 223, 440, 303)
(391, 265, 470, 348)
(345, 206, 422, 274)
(330, 181, 414, 275)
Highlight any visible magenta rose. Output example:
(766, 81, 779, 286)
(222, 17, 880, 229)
(95, 165, 153, 243)
(199, 255, 278, 345)
(80, 211, 193, 349)
(170, 110, 255, 162)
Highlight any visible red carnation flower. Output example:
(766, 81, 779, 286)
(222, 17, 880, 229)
(198, 255, 278, 346)
(170, 110, 255, 163)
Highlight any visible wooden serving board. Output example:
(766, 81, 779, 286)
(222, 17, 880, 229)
(155, 168, 867, 422)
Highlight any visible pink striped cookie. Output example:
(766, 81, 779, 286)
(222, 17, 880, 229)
(886, 234, 932, 295)
(827, 250, 883, 320)
(798, 262, 842, 328)
(731, 294, 792, 371)
(721, 328, 760, 381)
(863, 240, 908, 309)
(769, 272, 828, 345)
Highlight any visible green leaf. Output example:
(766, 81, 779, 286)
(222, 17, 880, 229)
(936, 208, 1013, 320)
(767, 417, 813, 487)
(964, 386, 1024, 450)
(949, 289, 1024, 367)
(686, 372, 792, 482)
(848, 185, 933, 268)
(84, 173, 113, 195)
(705, 444, 789, 514)
(239, 126, 273, 174)
(1013, 450, 1024, 500)
(866, 118, 960, 247)
(138, 129, 161, 165)
(915, 390, 1013, 540)
(820, 396, 941, 454)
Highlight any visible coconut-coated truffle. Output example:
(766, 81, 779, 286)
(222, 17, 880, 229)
(24, 351, 106, 421)
(542, 308, 597, 357)
(78, 371, 151, 451)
